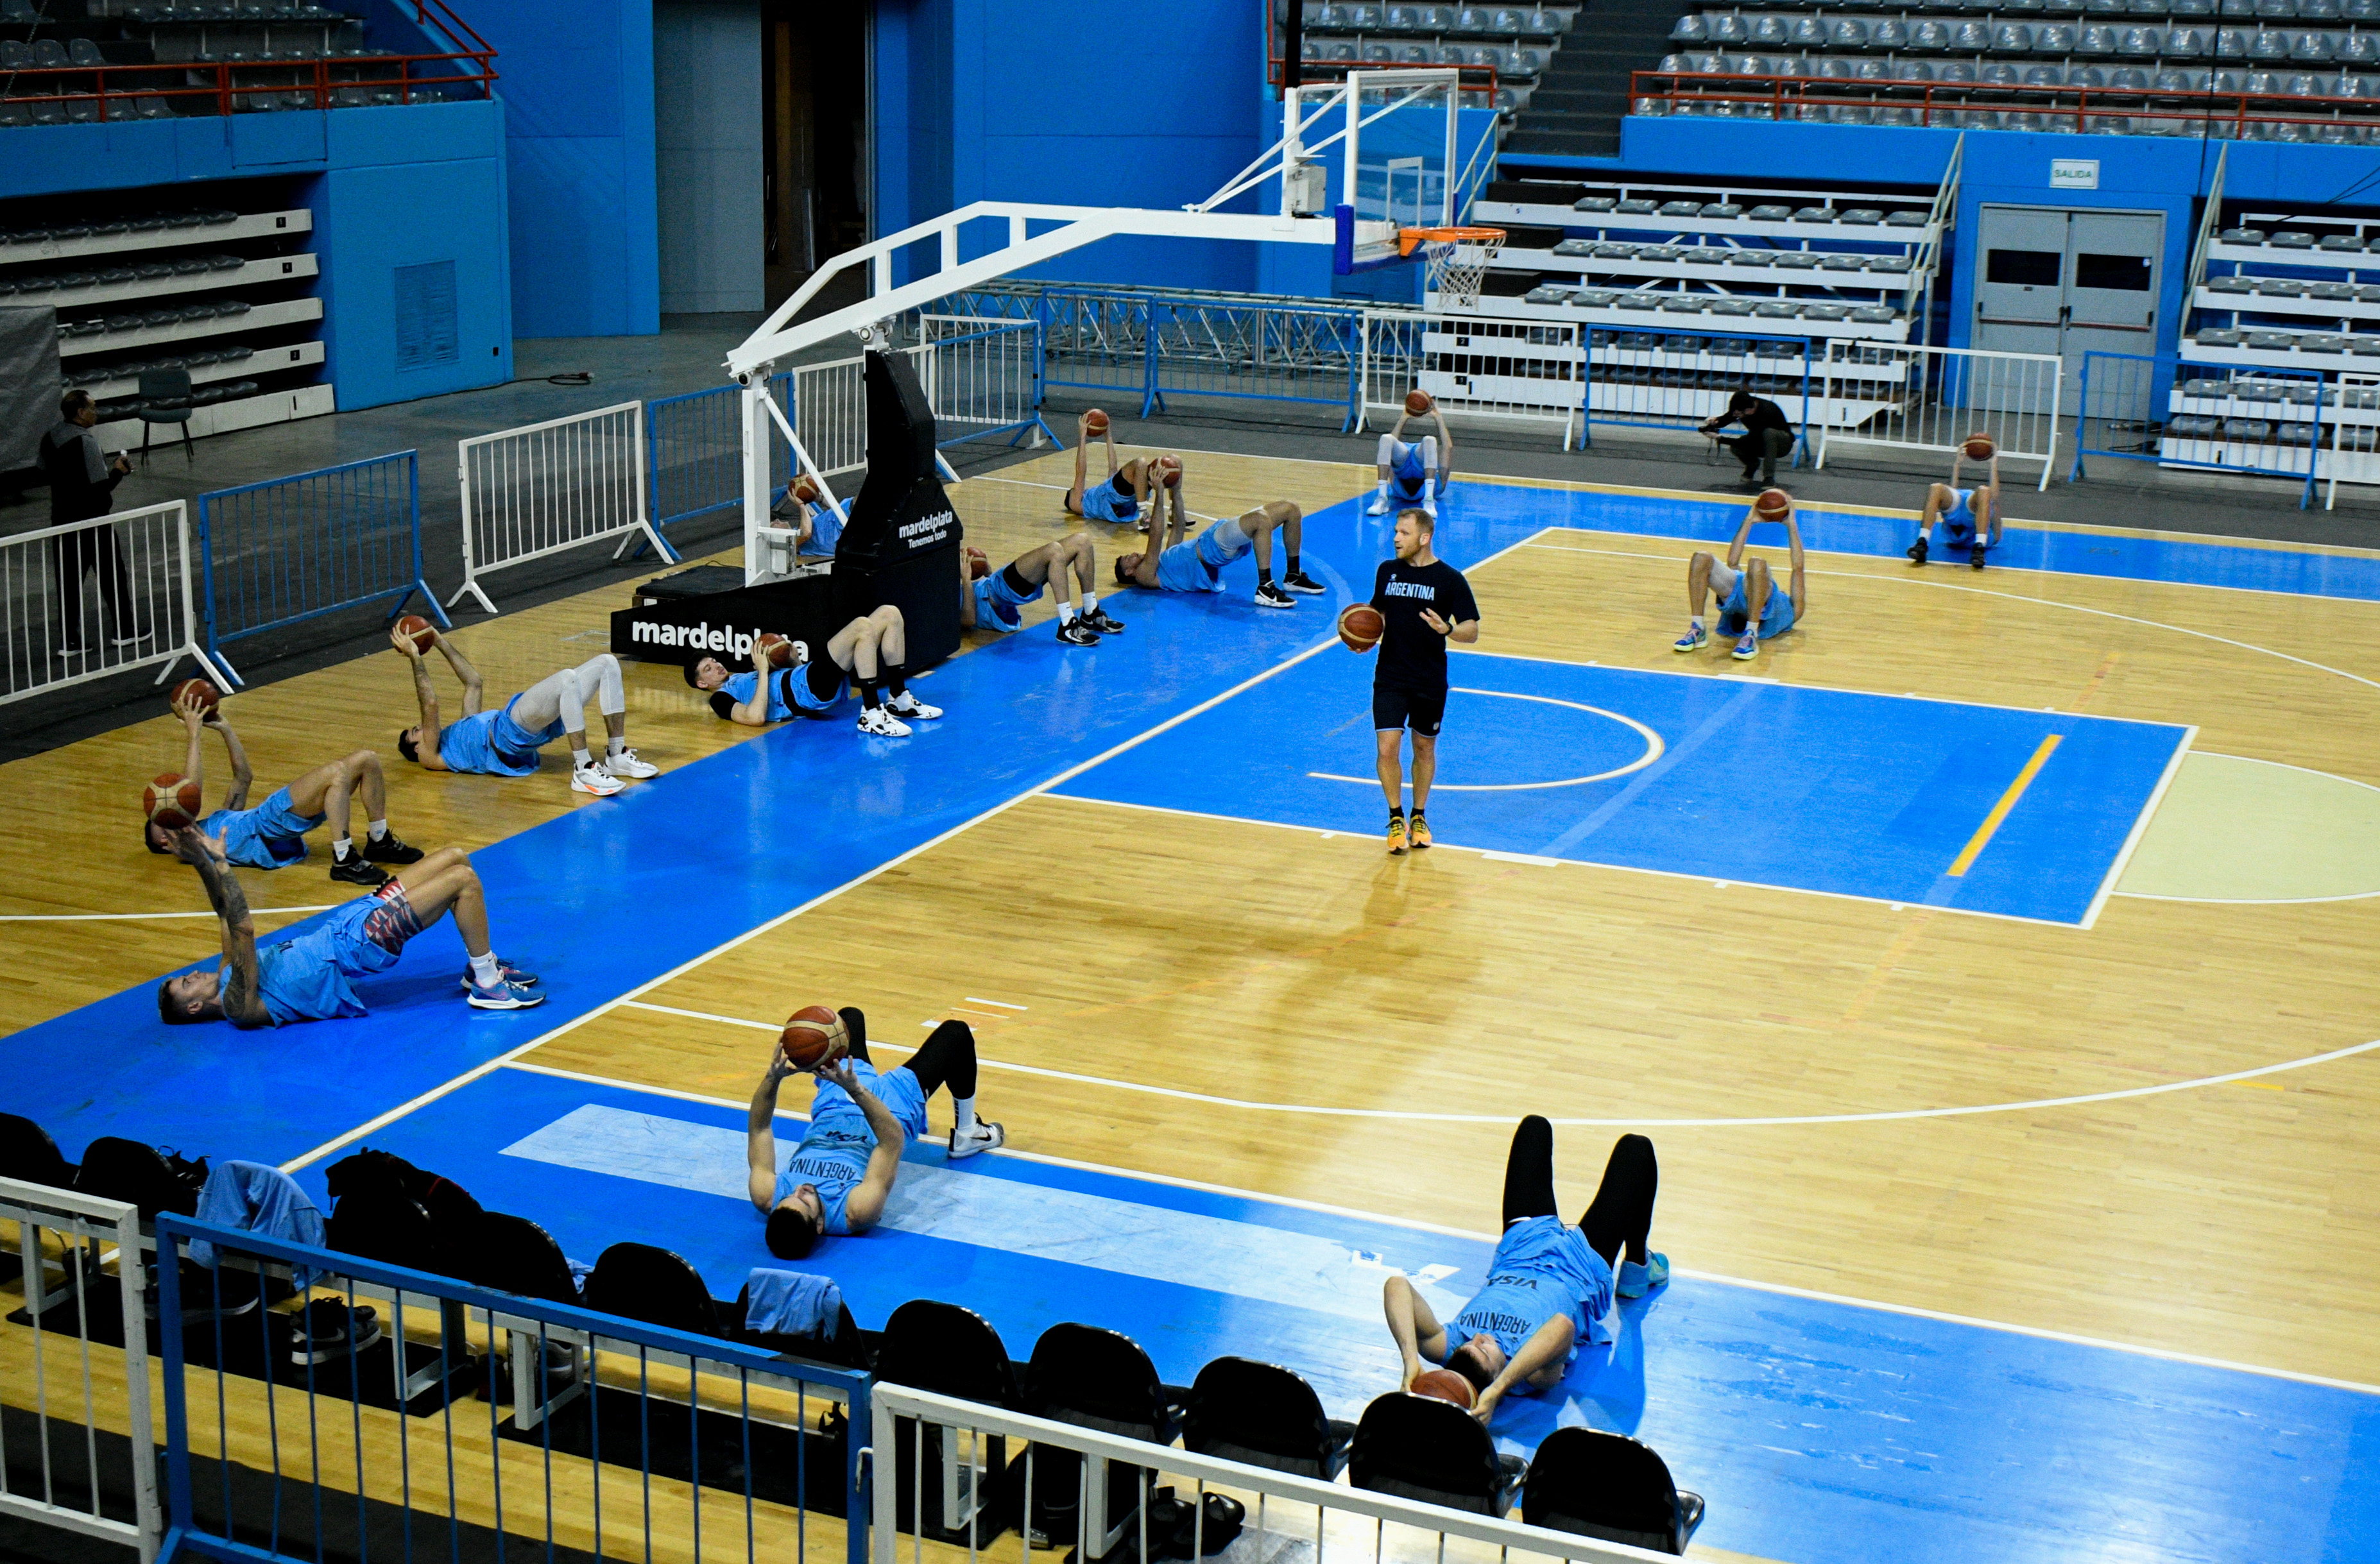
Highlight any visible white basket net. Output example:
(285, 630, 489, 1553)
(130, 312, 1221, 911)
(1419, 234, 1505, 310)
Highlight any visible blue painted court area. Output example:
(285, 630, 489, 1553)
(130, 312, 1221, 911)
(1056, 650, 2189, 925)
(317, 1065, 2380, 1564)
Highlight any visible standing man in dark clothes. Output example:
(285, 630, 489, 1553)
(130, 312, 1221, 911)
(1364, 507, 1480, 856)
(1697, 388, 1795, 485)
(40, 389, 139, 658)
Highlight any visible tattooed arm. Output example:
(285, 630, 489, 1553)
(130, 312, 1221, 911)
(172, 826, 271, 1028)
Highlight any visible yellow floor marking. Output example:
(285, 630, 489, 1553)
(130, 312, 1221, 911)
(1947, 734, 2064, 878)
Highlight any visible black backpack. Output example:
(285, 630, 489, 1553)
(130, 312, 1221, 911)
(323, 1147, 485, 1277)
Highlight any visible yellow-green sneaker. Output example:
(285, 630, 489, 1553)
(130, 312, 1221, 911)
(1386, 816, 1407, 856)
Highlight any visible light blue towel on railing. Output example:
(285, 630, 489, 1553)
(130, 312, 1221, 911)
(189, 1160, 325, 1268)
(744, 1268, 841, 1338)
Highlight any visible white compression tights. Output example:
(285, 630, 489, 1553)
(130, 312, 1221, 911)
(511, 653, 625, 733)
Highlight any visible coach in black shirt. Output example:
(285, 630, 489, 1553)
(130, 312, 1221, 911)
(1367, 506, 1479, 856)
(1698, 389, 1794, 483)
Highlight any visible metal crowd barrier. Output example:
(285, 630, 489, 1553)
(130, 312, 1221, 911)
(2071, 350, 2322, 508)
(868, 1383, 1668, 1564)
(1814, 343, 2064, 491)
(912, 316, 1057, 450)
(450, 402, 670, 614)
(649, 374, 793, 536)
(0, 500, 230, 707)
(1360, 311, 1582, 445)
(195, 450, 445, 686)
(0, 1177, 161, 1562)
(1579, 324, 1812, 458)
(152, 1214, 870, 1564)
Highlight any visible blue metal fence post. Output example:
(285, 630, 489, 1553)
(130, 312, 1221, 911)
(1142, 301, 1164, 419)
(1343, 311, 1362, 434)
(403, 450, 449, 628)
(2302, 377, 2324, 509)
(154, 1215, 193, 1560)
(845, 1379, 871, 1564)
(194, 493, 221, 677)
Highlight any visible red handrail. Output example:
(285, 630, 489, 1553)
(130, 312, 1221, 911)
(1267, 55, 1505, 106)
(0, 51, 496, 121)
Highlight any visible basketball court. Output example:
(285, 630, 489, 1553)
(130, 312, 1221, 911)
(8, 425, 2380, 1561)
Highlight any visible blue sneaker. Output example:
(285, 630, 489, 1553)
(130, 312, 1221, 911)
(1671, 624, 1708, 653)
(1616, 1252, 1670, 1300)
(467, 978, 545, 1012)
(1731, 633, 1759, 661)
(458, 961, 538, 991)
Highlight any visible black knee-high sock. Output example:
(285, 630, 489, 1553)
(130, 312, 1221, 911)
(837, 1006, 871, 1066)
(883, 661, 907, 699)
(857, 676, 882, 710)
(1500, 1114, 1560, 1228)
(905, 1019, 979, 1101)
(1577, 1133, 1658, 1268)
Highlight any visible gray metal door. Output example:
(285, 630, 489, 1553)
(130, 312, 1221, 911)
(1973, 204, 2164, 385)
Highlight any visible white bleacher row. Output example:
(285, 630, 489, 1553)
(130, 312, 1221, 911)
(1651, 48, 2380, 87)
(1669, 8, 2380, 63)
(2186, 214, 2380, 378)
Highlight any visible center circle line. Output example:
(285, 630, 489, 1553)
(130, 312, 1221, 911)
(1307, 686, 1666, 792)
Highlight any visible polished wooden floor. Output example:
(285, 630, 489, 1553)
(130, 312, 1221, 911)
(4, 441, 2377, 1411)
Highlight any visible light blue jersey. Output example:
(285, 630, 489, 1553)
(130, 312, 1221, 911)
(202, 785, 320, 869)
(1720, 568, 1797, 640)
(770, 1061, 930, 1235)
(1153, 516, 1248, 593)
(1079, 474, 1138, 523)
(721, 670, 793, 723)
(1446, 1216, 1615, 1389)
(973, 566, 1039, 632)
(1938, 488, 1978, 543)
(798, 499, 843, 559)
(437, 696, 558, 777)
(248, 894, 410, 1025)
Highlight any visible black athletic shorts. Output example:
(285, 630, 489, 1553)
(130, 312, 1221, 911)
(1373, 684, 1447, 736)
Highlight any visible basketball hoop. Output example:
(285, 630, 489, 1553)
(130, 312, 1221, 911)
(1400, 226, 1506, 310)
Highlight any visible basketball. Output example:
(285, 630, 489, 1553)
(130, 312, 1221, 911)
(792, 475, 820, 506)
(393, 614, 437, 653)
(1338, 603, 1385, 653)
(1157, 455, 1182, 488)
(1410, 1368, 1476, 1409)
(778, 1004, 844, 1069)
(966, 545, 990, 580)
(1405, 389, 1434, 417)
(1962, 432, 1997, 461)
(1754, 488, 1792, 520)
(144, 773, 201, 831)
(756, 633, 795, 670)
(169, 678, 219, 715)
(1085, 409, 1110, 436)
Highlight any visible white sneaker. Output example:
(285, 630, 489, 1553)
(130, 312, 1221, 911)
(856, 706, 912, 738)
(1366, 493, 1391, 515)
(884, 692, 942, 721)
(603, 748, 660, 779)
(571, 761, 624, 796)
(949, 1121, 1004, 1159)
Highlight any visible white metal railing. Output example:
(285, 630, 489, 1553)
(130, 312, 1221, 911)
(1361, 310, 1581, 446)
(449, 401, 667, 614)
(0, 501, 228, 706)
(0, 1177, 161, 1563)
(1815, 343, 2064, 490)
(868, 1384, 1675, 1564)
(914, 315, 1050, 448)
(2324, 370, 2380, 508)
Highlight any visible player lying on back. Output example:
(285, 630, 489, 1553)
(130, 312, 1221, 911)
(1065, 410, 1165, 527)
(1113, 477, 1321, 608)
(155, 826, 542, 1025)
(1382, 1116, 1667, 1423)
(1371, 391, 1452, 517)
(686, 604, 941, 737)
(1674, 489, 1808, 662)
(145, 685, 423, 887)
(744, 1012, 1005, 1258)
(391, 625, 660, 797)
(959, 534, 1124, 645)
(1910, 441, 2002, 571)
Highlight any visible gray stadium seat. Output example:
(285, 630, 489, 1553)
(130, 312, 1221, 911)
(1668, 13, 1708, 42)
(31, 38, 68, 66)
(2078, 22, 2121, 49)
(2036, 22, 2078, 47)
(1752, 15, 1790, 45)
(2215, 24, 2252, 51)
(1872, 17, 1910, 45)
(2072, 60, 2110, 80)
(2120, 24, 2164, 50)
(1942, 58, 1980, 77)
(1982, 59, 2024, 80)
(2166, 26, 2210, 53)
(2250, 24, 2292, 51)
(1790, 15, 1826, 44)
(2348, 0, 2379, 16)
(2026, 60, 2068, 80)
(1910, 20, 1953, 48)
(2291, 29, 2334, 57)
(1993, 21, 2035, 47)
(1954, 21, 1992, 47)
(1828, 17, 1870, 44)
(2112, 62, 2154, 81)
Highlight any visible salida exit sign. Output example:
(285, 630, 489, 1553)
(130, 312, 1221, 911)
(2050, 159, 2100, 190)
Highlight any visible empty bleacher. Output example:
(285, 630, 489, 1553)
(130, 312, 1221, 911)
(0, 0, 493, 124)
(1274, 3, 1579, 114)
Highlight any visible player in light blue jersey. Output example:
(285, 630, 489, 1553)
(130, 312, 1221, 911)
(1382, 1116, 1666, 1424)
(1911, 442, 2002, 571)
(1113, 478, 1319, 608)
(1369, 393, 1453, 518)
(391, 624, 660, 797)
(743, 1012, 1006, 1259)
(155, 827, 541, 1026)
(1674, 489, 1807, 663)
(1064, 410, 1161, 527)
(959, 534, 1122, 646)
(144, 684, 424, 887)
(687, 604, 943, 738)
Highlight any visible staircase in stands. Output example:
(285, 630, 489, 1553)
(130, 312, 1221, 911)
(1502, 0, 1690, 157)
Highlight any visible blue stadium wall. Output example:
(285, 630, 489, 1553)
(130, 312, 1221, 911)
(0, 100, 513, 411)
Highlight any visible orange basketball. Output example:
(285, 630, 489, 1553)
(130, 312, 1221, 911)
(1962, 432, 1996, 461)
(1410, 1368, 1476, 1409)
(779, 1005, 844, 1069)
(144, 773, 201, 831)
(1753, 488, 1792, 520)
(756, 633, 795, 670)
(792, 475, 821, 506)
(1405, 389, 1434, 417)
(1084, 409, 1111, 436)
(1338, 603, 1384, 653)
(169, 677, 219, 715)
(393, 614, 437, 653)
(965, 545, 991, 581)
(1157, 455, 1182, 489)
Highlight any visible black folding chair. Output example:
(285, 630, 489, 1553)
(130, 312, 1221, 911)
(1521, 1425, 1706, 1555)
(875, 1299, 1019, 1542)
(1184, 1356, 1355, 1480)
(1349, 1391, 1527, 1517)
(465, 1212, 586, 1430)
(1023, 1322, 1188, 1556)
